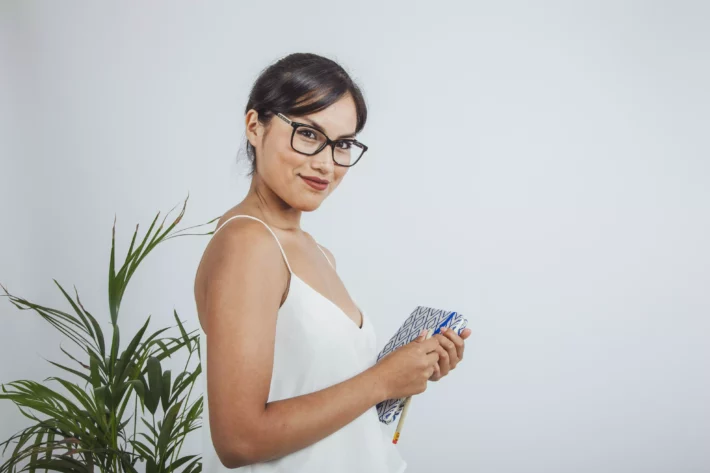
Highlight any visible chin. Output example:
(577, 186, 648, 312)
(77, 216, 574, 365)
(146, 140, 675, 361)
(293, 194, 326, 212)
(297, 201, 323, 212)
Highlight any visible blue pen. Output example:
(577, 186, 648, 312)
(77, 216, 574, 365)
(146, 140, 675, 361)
(433, 311, 457, 335)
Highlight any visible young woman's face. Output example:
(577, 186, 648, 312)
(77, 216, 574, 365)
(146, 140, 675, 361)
(248, 93, 359, 212)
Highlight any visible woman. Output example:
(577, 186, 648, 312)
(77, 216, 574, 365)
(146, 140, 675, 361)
(194, 52, 472, 472)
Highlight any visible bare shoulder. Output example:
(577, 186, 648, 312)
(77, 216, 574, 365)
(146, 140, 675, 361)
(303, 230, 337, 269)
(194, 216, 289, 330)
(316, 243, 337, 270)
(197, 217, 280, 280)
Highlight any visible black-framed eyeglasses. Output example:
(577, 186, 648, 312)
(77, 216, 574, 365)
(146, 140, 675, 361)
(274, 112, 368, 167)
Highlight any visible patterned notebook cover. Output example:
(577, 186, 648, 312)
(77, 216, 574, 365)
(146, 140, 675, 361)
(376, 306, 468, 424)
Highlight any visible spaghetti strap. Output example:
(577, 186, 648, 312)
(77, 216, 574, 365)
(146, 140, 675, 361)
(212, 215, 293, 274)
(316, 244, 335, 270)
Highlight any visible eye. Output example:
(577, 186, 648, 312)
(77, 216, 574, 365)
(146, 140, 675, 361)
(336, 140, 352, 150)
(297, 129, 318, 140)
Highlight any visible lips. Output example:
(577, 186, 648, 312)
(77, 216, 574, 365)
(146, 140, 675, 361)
(301, 175, 329, 184)
(300, 175, 329, 191)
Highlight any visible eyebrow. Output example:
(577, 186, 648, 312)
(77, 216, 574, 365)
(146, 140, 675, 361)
(300, 117, 357, 140)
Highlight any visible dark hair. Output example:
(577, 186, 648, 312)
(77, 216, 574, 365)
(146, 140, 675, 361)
(243, 53, 368, 176)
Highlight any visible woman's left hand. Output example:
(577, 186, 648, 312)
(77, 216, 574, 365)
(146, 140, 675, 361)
(429, 327, 472, 381)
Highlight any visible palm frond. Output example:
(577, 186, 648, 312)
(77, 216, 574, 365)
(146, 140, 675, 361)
(0, 196, 212, 472)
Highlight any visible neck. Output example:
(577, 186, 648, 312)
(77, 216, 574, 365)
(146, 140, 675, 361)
(241, 175, 302, 232)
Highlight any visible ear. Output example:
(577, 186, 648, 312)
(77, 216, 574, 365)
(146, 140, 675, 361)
(245, 109, 263, 148)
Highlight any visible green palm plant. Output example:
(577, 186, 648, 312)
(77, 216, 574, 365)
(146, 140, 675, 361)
(0, 195, 219, 473)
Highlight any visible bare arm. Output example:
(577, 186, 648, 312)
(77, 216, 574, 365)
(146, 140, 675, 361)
(200, 221, 390, 468)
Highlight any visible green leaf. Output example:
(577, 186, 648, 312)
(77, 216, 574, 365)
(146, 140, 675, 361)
(0, 198, 211, 473)
(117, 212, 161, 310)
(168, 454, 198, 472)
(160, 370, 172, 413)
(146, 457, 158, 473)
(169, 365, 201, 405)
(157, 401, 182, 460)
(140, 326, 171, 353)
(115, 381, 133, 421)
(45, 360, 91, 384)
(8, 428, 31, 471)
(172, 370, 188, 389)
(145, 357, 162, 414)
(2, 294, 94, 351)
(138, 431, 157, 448)
(58, 344, 88, 370)
(156, 340, 171, 358)
(89, 354, 102, 388)
(141, 419, 158, 444)
(118, 414, 133, 432)
(115, 316, 151, 385)
(27, 429, 44, 473)
(109, 324, 120, 379)
(94, 386, 108, 429)
(130, 438, 154, 459)
(185, 397, 203, 423)
(195, 331, 202, 363)
(104, 385, 114, 413)
(126, 379, 145, 401)
(174, 309, 192, 350)
(52, 280, 98, 350)
(109, 215, 119, 325)
(51, 380, 95, 412)
(78, 300, 106, 356)
(33, 456, 91, 472)
(45, 430, 56, 464)
(153, 337, 191, 362)
(120, 452, 140, 473)
(181, 455, 203, 473)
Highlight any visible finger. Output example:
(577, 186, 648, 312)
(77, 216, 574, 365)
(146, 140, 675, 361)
(426, 351, 440, 365)
(461, 328, 472, 340)
(438, 331, 459, 369)
(430, 357, 441, 380)
(435, 344, 451, 377)
(421, 337, 442, 353)
(425, 354, 438, 381)
(441, 327, 465, 362)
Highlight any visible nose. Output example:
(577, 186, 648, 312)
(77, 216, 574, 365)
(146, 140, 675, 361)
(311, 144, 334, 174)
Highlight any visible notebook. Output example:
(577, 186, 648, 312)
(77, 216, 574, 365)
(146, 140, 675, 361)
(375, 306, 469, 424)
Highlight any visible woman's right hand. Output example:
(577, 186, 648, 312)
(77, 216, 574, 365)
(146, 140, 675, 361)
(373, 330, 442, 400)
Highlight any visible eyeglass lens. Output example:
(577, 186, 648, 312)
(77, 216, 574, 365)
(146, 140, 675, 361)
(292, 125, 364, 166)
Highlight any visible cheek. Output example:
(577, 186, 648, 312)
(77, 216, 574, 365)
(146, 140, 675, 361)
(331, 167, 349, 189)
(257, 149, 304, 201)
(263, 148, 304, 181)
(283, 150, 307, 170)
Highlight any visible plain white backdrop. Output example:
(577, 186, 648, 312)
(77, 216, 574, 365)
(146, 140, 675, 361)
(1, 1, 709, 472)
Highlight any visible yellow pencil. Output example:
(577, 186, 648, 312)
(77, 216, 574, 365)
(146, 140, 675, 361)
(392, 328, 435, 444)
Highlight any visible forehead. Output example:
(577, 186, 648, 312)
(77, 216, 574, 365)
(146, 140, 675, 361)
(296, 94, 358, 138)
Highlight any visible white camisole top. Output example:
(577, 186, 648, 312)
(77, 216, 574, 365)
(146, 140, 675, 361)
(198, 215, 407, 473)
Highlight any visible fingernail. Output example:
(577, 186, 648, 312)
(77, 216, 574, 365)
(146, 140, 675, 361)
(441, 327, 447, 332)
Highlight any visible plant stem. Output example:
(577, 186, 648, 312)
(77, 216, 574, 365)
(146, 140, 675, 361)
(131, 388, 138, 458)
(112, 397, 119, 472)
(168, 349, 195, 467)
(152, 412, 157, 463)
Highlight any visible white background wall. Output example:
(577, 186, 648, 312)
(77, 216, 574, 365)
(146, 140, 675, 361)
(1, 1, 708, 472)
